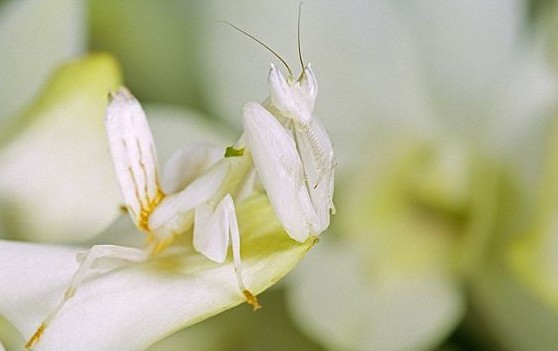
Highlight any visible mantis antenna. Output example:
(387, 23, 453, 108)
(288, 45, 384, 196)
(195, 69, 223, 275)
(297, 2, 306, 82)
(220, 21, 294, 79)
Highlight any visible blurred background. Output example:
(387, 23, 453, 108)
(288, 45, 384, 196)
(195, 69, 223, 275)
(2, 0, 558, 350)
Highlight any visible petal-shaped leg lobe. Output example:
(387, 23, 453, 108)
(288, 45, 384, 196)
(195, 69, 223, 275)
(242, 102, 316, 242)
(193, 198, 229, 263)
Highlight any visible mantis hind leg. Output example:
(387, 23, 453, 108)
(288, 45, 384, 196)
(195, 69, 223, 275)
(223, 195, 260, 310)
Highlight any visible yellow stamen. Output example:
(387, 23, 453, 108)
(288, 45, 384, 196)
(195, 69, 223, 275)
(137, 189, 165, 232)
(25, 322, 46, 350)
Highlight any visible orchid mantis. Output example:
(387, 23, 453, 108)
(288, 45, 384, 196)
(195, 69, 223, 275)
(243, 63, 335, 242)
(226, 12, 335, 241)
(27, 31, 334, 351)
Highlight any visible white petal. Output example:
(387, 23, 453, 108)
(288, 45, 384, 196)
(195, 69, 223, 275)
(145, 103, 234, 164)
(242, 102, 316, 242)
(399, 0, 524, 132)
(161, 143, 224, 194)
(105, 88, 163, 231)
(0, 195, 316, 351)
(288, 239, 465, 351)
(0, 0, 85, 121)
(0, 55, 122, 242)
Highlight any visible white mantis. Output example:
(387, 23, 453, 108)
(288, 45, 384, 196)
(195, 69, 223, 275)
(26, 19, 334, 351)
(243, 63, 335, 242)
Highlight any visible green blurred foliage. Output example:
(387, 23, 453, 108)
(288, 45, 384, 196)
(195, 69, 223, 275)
(89, 0, 211, 114)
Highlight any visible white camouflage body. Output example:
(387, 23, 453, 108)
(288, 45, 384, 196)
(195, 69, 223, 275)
(242, 64, 335, 242)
